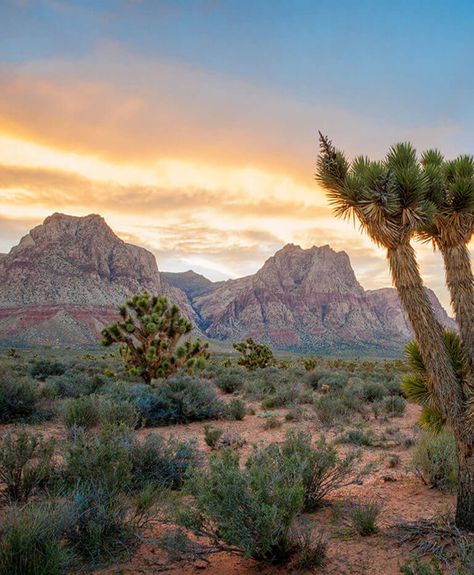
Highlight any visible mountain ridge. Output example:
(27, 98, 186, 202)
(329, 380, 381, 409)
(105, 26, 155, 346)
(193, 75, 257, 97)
(0, 213, 456, 354)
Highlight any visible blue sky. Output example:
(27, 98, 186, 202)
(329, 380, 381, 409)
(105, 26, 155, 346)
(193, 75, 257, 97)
(0, 0, 472, 307)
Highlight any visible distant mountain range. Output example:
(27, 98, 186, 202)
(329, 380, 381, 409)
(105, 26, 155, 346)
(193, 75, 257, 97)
(0, 213, 456, 355)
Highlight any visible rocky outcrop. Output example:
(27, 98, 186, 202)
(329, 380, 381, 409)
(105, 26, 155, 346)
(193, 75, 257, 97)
(0, 213, 170, 345)
(192, 244, 456, 355)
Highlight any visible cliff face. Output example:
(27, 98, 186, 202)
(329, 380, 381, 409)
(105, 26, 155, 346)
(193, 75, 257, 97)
(191, 244, 456, 355)
(0, 213, 162, 307)
(0, 214, 456, 354)
(0, 213, 167, 345)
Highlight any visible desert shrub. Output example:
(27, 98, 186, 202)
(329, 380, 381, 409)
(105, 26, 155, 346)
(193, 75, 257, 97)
(181, 448, 304, 562)
(350, 380, 388, 403)
(291, 526, 327, 569)
(215, 428, 246, 449)
(317, 373, 349, 392)
(44, 373, 105, 398)
(214, 369, 245, 393)
(345, 499, 382, 535)
(223, 398, 246, 421)
(0, 502, 73, 575)
(400, 558, 444, 575)
(382, 395, 407, 417)
(64, 425, 133, 492)
(0, 429, 56, 503)
(0, 373, 39, 424)
(130, 433, 200, 490)
(387, 453, 401, 468)
(262, 430, 357, 512)
(30, 359, 66, 381)
(65, 484, 143, 564)
(99, 399, 140, 429)
(121, 374, 224, 426)
(285, 405, 305, 421)
(61, 395, 101, 431)
(262, 415, 282, 429)
(337, 428, 375, 447)
(204, 425, 223, 448)
(304, 366, 332, 389)
(412, 430, 458, 492)
(314, 392, 361, 427)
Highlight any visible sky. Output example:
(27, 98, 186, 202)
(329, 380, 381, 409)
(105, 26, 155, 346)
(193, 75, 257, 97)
(0, 0, 473, 309)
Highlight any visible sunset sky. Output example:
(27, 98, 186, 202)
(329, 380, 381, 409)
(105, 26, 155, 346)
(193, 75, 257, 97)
(1, 0, 473, 308)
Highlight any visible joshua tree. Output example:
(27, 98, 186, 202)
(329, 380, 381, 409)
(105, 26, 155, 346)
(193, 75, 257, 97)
(101, 292, 209, 384)
(316, 134, 474, 530)
(233, 338, 274, 370)
(419, 150, 474, 375)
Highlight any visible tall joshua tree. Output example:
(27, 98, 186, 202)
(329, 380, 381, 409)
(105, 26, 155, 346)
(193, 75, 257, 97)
(419, 150, 474, 375)
(316, 133, 474, 530)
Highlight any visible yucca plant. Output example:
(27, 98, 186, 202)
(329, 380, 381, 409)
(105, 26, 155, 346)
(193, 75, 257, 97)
(316, 134, 474, 530)
(420, 151, 474, 376)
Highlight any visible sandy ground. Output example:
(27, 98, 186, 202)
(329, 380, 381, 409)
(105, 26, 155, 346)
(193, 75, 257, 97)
(2, 403, 456, 575)
(96, 403, 454, 575)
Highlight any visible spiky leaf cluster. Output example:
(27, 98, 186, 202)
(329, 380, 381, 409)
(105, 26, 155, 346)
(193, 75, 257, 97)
(419, 150, 474, 246)
(233, 338, 274, 370)
(316, 134, 436, 248)
(101, 292, 209, 384)
(401, 332, 467, 432)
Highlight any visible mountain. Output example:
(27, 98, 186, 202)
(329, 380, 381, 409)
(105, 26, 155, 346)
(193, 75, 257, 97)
(162, 270, 219, 299)
(0, 213, 188, 345)
(192, 243, 456, 355)
(0, 214, 456, 354)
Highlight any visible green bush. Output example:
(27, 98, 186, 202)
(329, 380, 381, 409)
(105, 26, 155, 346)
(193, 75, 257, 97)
(0, 429, 56, 503)
(0, 373, 39, 424)
(0, 502, 73, 575)
(44, 373, 105, 398)
(412, 430, 458, 492)
(130, 433, 201, 490)
(225, 398, 246, 421)
(346, 499, 381, 535)
(122, 374, 224, 426)
(314, 392, 361, 427)
(203, 425, 223, 448)
(337, 428, 375, 447)
(64, 425, 133, 492)
(350, 380, 388, 402)
(30, 359, 66, 381)
(62, 395, 101, 431)
(400, 558, 444, 575)
(258, 430, 356, 512)
(181, 448, 304, 563)
(99, 398, 140, 429)
(382, 395, 407, 417)
(65, 484, 136, 564)
(214, 369, 245, 393)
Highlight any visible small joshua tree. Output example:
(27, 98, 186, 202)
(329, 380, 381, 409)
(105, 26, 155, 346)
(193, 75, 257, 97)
(101, 293, 209, 384)
(233, 338, 274, 370)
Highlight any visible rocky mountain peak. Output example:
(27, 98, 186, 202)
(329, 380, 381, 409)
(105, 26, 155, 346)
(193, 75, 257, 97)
(256, 243, 364, 296)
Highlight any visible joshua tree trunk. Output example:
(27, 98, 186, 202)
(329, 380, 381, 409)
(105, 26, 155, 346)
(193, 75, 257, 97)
(387, 243, 465, 422)
(456, 440, 474, 531)
(388, 242, 474, 531)
(441, 243, 474, 376)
